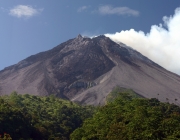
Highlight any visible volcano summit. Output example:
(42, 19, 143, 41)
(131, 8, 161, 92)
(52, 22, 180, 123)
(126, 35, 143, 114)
(0, 35, 180, 105)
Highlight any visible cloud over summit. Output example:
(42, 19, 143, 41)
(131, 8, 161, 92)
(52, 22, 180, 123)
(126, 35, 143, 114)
(105, 7, 180, 75)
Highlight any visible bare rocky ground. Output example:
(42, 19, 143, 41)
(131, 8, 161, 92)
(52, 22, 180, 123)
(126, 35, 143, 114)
(0, 35, 180, 105)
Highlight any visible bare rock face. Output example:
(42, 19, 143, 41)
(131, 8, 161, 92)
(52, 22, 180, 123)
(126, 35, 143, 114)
(0, 35, 180, 105)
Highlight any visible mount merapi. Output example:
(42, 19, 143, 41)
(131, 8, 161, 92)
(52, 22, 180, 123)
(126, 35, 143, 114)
(0, 35, 180, 105)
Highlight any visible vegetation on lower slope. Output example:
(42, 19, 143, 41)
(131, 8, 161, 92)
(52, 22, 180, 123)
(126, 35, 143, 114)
(1, 88, 180, 140)
(106, 86, 142, 103)
(0, 92, 95, 140)
(71, 92, 180, 140)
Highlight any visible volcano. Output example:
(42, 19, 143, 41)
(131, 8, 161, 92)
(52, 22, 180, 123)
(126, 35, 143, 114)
(0, 35, 180, 105)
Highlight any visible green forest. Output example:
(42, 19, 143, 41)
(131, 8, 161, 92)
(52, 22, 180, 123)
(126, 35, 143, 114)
(1, 88, 180, 140)
(0, 91, 94, 140)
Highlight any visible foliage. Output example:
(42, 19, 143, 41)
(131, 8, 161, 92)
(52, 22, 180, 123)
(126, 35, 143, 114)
(2, 89, 180, 140)
(0, 92, 94, 140)
(71, 92, 180, 140)
(106, 86, 142, 103)
(0, 133, 12, 140)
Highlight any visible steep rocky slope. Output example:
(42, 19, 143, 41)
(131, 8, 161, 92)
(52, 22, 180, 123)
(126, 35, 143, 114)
(0, 35, 180, 105)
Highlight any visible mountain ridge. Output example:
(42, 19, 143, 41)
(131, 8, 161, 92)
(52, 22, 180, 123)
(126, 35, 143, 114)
(0, 35, 180, 105)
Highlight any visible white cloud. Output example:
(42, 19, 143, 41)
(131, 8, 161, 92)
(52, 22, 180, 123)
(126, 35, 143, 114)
(98, 5, 139, 16)
(1, 7, 7, 12)
(77, 6, 88, 12)
(9, 5, 43, 18)
(105, 7, 180, 75)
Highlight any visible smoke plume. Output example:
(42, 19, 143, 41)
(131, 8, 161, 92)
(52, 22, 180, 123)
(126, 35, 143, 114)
(105, 7, 180, 75)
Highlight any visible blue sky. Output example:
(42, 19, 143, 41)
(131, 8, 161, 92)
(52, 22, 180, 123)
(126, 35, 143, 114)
(0, 0, 180, 74)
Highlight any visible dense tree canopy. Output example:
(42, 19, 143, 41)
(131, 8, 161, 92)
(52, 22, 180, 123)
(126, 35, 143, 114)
(1, 89, 180, 140)
(71, 92, 180, 140)
(0, 92, 94, 140)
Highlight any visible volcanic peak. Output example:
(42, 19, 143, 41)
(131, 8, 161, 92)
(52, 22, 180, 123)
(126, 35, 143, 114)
(0, 35, 180, 106)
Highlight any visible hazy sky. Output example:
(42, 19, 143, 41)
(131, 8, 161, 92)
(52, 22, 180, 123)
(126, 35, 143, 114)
(0, 0, 180, 74)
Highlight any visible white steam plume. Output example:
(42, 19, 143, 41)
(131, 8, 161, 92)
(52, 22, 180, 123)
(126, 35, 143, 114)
(105, 7, 180, 75)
